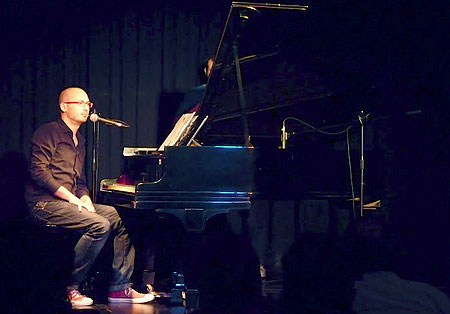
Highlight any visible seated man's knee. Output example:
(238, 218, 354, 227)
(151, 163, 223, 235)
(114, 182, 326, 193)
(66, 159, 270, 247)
(91, 217, 111, 236)
(97, 204, 124, 230)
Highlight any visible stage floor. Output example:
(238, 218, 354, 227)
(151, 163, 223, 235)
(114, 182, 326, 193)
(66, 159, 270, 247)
(72, 298, 272, 314)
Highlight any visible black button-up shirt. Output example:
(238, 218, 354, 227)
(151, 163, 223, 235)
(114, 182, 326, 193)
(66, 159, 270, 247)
(26, 119, 89, 207)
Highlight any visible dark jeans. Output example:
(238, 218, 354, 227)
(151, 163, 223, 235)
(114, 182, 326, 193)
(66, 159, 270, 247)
(30, 200, 134, 292)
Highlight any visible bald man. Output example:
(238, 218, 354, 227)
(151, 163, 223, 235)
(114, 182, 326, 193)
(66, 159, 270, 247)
(26, 87, 154, 307)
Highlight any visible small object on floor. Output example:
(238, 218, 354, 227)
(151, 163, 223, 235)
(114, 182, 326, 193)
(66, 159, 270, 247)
(108, 287, 155, 303)
(68, 289, 94, 306)
(364, 199, 381, 210)
(146, 283, 162, 298)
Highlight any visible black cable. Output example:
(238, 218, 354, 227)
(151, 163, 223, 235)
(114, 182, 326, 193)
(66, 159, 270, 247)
(283, 116, 356, 219)
(283, 117, 352, 135)
(346, 127, 356, 220)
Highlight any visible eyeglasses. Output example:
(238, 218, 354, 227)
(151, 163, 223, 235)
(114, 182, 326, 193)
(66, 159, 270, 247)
(64, 101, 94, 109)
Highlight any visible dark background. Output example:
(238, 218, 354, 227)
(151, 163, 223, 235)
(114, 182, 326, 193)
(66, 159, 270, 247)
(0, 0, 230, 188)
(0, 0, 449, 281)
(0, 2, 450, 312)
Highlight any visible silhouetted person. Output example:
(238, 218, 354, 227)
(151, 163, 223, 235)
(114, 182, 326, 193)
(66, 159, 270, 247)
(281, 233, 355, 314)
(175, 57, 214, 121)
(192, 216, 263, 314)
(351, 219, 450, 313)
(0, 151, 29, 222)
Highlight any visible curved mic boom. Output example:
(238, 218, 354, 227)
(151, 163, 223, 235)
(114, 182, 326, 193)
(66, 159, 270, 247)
(89, 113, 130, 128)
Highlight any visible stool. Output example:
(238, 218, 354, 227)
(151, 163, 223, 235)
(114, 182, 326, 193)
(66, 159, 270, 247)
(29, 222, 112, 303)
(0, 220, 74, 312)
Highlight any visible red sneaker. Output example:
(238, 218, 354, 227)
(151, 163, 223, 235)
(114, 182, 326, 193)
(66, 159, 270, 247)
(68, 289, 93, 306)
(108, 287, 155, 304)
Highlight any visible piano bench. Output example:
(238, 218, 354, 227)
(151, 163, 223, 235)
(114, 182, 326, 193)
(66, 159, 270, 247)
(27, 223, 112, 301)
(0, 220, 78, 311)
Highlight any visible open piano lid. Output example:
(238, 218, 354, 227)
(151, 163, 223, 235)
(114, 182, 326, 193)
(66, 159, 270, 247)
(179, 1, 402, 148)
(181, 2, 320, 147)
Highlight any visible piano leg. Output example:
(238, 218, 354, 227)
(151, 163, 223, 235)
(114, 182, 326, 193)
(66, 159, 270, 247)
(138, 230, 156, 290)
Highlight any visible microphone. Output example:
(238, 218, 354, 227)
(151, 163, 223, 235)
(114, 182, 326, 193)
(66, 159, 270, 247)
(358, 111, 371, 124)
(281, 123, 288, 149)
(89, 113, 130, 128)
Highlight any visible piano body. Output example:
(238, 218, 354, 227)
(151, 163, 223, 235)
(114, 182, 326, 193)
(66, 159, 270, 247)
(100, 145, 256, 233)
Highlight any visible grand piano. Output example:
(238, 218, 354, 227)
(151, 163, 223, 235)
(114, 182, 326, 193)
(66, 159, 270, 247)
(98, 2, 374, 232)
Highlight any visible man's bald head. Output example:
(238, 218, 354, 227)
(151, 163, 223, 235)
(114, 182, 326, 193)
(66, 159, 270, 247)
(58, 87, 89, 105)
(58, 87, 91, 127)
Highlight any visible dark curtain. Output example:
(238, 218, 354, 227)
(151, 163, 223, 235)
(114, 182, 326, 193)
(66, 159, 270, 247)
(0, 0, 228, 191)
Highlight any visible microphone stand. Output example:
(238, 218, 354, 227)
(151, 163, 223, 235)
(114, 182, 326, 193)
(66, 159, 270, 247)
(358, 111, 370, 217)
(90, 111, 130, 202)
(92, 110, 100, 203)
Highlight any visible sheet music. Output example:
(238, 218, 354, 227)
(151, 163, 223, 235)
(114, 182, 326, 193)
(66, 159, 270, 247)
(158, 112, 198, 151)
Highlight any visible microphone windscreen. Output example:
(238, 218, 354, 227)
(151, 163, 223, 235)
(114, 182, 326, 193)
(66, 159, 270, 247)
(89, 113, 99, 122)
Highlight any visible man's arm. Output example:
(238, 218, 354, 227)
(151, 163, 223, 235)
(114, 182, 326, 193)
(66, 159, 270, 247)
(76, 171, 90, 201)
(29, 128, 62, 194)
(75, 157, 95, 212)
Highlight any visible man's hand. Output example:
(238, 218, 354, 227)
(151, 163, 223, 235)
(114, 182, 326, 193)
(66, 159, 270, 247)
(73, 198, 96, 213)
(67, 196, 96, 213)
(54, 186, 96, 213)
(79, 195, 96, 213)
